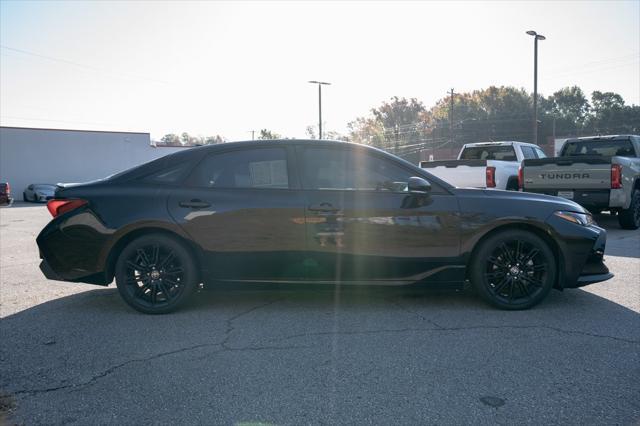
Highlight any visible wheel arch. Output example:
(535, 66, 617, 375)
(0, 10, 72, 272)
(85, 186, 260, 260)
(466, 222, 565, 289)
(505, 176, 519, 191)
(104, 226, 203, 284)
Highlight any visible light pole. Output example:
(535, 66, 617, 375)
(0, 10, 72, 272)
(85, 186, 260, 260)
(526, 30, 545, 144)
(308, 80, 331, 139)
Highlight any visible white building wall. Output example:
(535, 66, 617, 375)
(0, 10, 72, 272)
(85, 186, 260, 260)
(0, 127, 188, 194)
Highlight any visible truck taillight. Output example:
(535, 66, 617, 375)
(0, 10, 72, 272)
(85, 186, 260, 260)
(518, 167, 524, 189)
(611, 164, 622, 189)
(5, 183, 9, 195)
(486, 166, 496, 188)
(46, 199, 87, 218)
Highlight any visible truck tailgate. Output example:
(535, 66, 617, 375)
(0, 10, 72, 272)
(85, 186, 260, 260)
(420, 159, 487, 188)
(522, 156, 611, 189)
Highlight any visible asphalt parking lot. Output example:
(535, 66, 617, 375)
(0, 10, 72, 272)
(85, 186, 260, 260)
(1, 202, 639, 425)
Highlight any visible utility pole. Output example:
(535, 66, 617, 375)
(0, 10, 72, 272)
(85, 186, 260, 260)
(248, 130, 255, 140)
(448, 88, 455, 146)
(526, 30, 546, 144)
(308, 81, 331, 139)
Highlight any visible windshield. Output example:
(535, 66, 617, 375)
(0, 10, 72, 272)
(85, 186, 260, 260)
(562, 140, 636, 157)
(459, 146, 517, 161)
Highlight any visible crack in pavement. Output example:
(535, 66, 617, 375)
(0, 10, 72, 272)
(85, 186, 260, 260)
(9, 298, 291, 397)
(386, 297, 445, 329)
(278, 324, 640, 345)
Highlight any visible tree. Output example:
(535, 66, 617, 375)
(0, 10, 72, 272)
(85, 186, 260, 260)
(258, 129, 281, 140)
(204, 135, 225, 145)
(543, 86, 589, 124)
(160, 133, 181, 145)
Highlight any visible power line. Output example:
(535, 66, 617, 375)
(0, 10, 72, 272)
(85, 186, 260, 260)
(0, 45, 170, 85)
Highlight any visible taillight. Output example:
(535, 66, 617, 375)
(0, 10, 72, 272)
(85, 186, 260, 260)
(46, 199, 87, 218)
(518, 167, 524, 189)
(5, 183, 10, 195)
(486, 166, 496, 188)
(611, 164, 622, 189)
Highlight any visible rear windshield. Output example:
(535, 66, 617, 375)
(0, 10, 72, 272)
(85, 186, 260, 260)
(561, 140, 636, 157)
(459, 145, 517, 161)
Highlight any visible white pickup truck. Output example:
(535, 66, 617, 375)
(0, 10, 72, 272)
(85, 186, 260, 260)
(420, 141, 546, 190)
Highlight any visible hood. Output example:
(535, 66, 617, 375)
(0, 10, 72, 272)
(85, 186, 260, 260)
(453, 187, 588, 213)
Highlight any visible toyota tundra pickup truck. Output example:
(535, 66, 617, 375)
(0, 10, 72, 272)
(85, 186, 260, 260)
(420, 141, 546, 190)
(521, 135, 640, 229)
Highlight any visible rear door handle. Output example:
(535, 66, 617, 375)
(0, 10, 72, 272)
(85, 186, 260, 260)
(308, 202, 339, 213)
(179, 199, 211, 209)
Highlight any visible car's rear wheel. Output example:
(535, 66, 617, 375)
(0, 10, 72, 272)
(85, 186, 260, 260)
(618, 189, 640, 230)
(471, 230, 556, 310)
(115, 234, 198, 314)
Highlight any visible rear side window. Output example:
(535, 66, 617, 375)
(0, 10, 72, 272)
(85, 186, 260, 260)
(534, 148, 547, 158)
(189, 148, 289, 189)
(143, 162, 193, 184)
(460, 146, 517, 161)
(562, 140, 636, 157)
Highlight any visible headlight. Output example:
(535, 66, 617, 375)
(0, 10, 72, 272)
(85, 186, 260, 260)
(554, 211, 595, 226)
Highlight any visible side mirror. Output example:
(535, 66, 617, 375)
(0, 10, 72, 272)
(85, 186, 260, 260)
(408, 176, 431, 194)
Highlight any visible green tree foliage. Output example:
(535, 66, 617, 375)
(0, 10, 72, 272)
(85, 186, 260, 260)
(348, 86, 639, 160)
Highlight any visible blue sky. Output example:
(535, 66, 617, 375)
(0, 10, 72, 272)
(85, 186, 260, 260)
(1, 0, 638, 140)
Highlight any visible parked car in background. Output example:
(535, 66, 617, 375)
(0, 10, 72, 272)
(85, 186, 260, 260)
(0, 182, 13, 206)
(521, 135, 640, 229)
(23, 184, 57, 203)
(37, 140, 611, 314)
(420, 141, 546, 190)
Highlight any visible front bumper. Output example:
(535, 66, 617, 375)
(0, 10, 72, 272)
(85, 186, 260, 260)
(564, 224, 613, 288)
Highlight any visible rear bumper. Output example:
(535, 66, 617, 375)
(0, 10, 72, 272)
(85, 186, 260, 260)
(526, 188, 611, 209)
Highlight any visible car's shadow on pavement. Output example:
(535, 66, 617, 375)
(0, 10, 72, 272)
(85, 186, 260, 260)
(1, 284, 639, 424)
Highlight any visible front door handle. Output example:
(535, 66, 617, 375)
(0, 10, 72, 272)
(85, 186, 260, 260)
(179, 199, 211, 209)
(308, 202, 339, 213)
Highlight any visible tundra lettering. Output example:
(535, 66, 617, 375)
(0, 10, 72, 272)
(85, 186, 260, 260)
(540, 173, 590, 179)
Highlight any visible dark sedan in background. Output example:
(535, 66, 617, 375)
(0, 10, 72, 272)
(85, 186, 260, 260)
(37, 140, 612, 313)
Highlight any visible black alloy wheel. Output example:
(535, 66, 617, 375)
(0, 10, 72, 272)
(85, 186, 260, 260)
(115, 234, 198, 314)
(471, 230, 556, 310)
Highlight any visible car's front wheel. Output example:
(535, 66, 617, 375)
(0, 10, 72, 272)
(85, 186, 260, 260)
(115, 233, 199, 314)
(471, 230, 556, 310)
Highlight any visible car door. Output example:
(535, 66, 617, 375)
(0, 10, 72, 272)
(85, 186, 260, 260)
(298, 145, 462, 284)
(167, 145, 307, 282)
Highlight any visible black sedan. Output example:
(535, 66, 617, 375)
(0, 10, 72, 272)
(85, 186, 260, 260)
(37, 140, 612, 313)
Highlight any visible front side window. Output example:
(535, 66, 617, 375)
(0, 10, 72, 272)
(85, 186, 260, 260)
(189, 148, 289, 189)
(301, 147, 412, 191)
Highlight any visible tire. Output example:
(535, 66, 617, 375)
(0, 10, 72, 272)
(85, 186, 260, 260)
(115, 233, 199, 314)
(23, 192, 27, 202)
(506, 177, 519, 191)
(618, 189, 640, 230)
(471, 230, 556, 310)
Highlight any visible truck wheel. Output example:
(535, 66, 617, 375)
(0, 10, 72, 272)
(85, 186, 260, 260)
(506, 177, 519, 191)
(618, 189, 640, 230)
